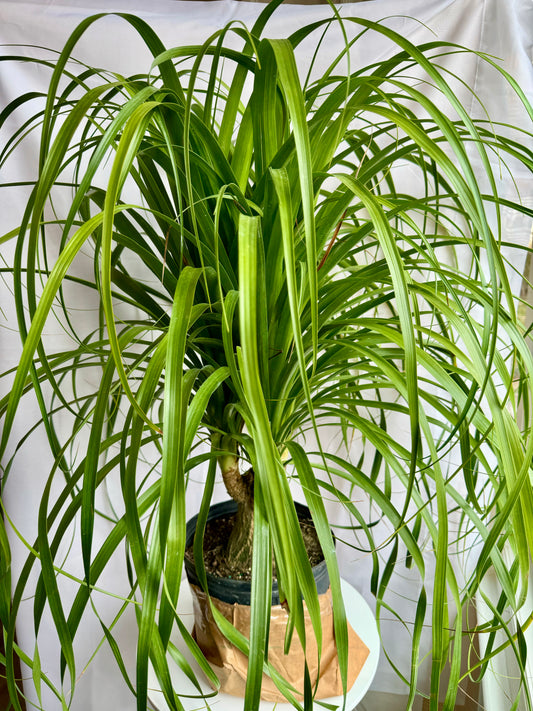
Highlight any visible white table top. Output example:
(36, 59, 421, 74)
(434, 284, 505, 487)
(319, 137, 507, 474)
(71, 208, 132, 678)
(147, 578, 379, 711)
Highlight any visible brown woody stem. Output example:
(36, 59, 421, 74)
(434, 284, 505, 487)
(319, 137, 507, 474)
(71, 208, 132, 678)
(215, 435, 255, 572)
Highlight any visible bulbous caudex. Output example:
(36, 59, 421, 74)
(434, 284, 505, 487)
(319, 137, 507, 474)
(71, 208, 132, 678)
(215, 434, 255, 572)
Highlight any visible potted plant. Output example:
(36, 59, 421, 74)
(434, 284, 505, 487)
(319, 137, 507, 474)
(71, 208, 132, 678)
(1, 1, 533, 709)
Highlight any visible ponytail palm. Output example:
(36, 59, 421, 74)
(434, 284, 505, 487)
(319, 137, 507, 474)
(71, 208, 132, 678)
(1, 3, 533, 710)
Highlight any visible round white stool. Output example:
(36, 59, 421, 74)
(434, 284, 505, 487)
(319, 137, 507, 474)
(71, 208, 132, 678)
(148, 578, 379, 710)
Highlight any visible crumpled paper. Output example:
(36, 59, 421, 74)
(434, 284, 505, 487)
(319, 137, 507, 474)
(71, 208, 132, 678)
(190, 584, 369, 702)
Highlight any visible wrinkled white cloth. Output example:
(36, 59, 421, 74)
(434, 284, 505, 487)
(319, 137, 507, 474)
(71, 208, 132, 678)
(0, 1, 532, 709)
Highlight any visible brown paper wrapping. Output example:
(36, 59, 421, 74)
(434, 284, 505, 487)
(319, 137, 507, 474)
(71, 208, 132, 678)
(190, 584, 369, 702)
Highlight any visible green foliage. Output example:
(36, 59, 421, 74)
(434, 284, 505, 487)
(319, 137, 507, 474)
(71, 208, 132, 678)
(1, 2, 533, 709)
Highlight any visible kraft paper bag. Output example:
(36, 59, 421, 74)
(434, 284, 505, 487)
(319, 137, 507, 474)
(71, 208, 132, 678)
(190, 584, 370, 702)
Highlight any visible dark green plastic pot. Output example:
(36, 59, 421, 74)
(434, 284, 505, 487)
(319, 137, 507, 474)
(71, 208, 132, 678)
(184, 499, 330, 605)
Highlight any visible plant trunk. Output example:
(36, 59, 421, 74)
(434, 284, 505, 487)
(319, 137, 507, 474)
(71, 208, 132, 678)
(225, 487, 254, 572)
(217, 436, 255, 574)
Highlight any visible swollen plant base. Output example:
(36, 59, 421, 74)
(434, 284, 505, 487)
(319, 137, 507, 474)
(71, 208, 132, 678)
(190, 584, 369, 702)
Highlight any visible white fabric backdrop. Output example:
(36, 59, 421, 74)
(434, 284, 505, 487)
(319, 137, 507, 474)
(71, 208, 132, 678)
(1, 1, 532, 709)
